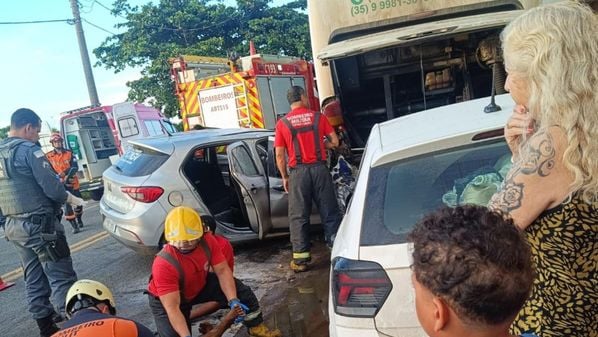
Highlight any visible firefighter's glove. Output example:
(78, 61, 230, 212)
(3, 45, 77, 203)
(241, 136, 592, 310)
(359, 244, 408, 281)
(228, 298, 249, 323)
(66, 192, 87, 207)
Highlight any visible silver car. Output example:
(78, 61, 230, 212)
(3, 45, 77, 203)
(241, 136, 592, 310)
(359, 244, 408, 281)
(100, 128, 319, 254)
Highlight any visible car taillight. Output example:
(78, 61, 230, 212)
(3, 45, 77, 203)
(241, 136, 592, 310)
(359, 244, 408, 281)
(331, 257, 392, 318)
(121, 186, 164, 203)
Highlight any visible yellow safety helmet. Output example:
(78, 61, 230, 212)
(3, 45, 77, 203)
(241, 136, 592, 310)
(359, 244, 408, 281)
(164, 206, 204, 241)
(65, 279, 116, 318)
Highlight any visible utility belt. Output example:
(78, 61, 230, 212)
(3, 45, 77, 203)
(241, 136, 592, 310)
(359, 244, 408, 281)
(29, 214, 55, 231)
(28, 213, 71, 262)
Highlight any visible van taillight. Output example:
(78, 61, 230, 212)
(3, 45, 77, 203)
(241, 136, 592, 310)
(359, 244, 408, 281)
(331, 257, 392, 317)
(121, 186, 164, 203)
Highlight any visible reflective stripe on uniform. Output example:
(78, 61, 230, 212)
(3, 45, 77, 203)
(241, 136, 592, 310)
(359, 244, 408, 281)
(51, 317, 138, 337)
(293, 252, 310, 259)
(244, 309, 262, 322)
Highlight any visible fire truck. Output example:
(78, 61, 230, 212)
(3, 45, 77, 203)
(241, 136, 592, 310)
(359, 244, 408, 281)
(170, 47, 318, 131)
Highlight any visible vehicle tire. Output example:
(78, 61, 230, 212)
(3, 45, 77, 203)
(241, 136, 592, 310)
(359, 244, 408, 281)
(90, 188, 104, 201)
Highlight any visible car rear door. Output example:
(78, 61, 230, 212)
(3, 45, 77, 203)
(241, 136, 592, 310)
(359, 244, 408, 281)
(227, 140, 273, 239)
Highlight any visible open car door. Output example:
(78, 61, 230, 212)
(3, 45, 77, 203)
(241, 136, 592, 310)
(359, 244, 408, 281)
(227, 141, 273, 239)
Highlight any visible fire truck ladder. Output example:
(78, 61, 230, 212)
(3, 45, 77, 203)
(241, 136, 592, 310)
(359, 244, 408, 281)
(233, 81, 252, 128)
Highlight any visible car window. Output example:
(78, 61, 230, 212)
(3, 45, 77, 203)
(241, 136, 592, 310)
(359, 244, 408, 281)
(113, 145, 169, 177)
(361, 140, 511, 245)
(118, 117, 139, 138)
(144, 120, 165, 136)
(256, 139, 281, 178)
(230, 145, 260, 176)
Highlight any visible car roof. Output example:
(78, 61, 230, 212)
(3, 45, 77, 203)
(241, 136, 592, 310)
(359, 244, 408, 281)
(129, 128, 273, 154)
(371, 94, 515, 166)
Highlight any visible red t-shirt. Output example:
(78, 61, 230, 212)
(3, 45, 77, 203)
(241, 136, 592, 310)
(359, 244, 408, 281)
(274, 107, 335, 168)
(147, 235, 226, 301)
(207, 232, 234, 272)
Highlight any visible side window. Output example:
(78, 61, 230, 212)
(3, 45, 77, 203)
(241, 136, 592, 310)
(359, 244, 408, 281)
(266, 139, 282, 178)
(118, 117, 139, 138)
(230, 146, 259, 176)
(144, 120, 165, 136)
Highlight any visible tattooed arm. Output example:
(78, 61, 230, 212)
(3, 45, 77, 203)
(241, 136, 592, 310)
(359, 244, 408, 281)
(489, 127, 571, 230)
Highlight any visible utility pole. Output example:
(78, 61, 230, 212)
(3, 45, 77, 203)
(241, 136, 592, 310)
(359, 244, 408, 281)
(69, 0, 100, 107)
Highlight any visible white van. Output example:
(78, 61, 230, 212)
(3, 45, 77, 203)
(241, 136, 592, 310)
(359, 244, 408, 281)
(60, 102, 175, 200)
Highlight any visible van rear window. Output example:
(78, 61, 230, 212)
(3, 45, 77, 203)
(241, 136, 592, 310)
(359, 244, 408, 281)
(113, 146, 169, 177)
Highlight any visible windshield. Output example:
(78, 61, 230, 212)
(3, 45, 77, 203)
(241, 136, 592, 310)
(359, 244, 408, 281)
(161, 119, 177, 134)
(361, 140, 511, 245)
(113, 145, 169, 177)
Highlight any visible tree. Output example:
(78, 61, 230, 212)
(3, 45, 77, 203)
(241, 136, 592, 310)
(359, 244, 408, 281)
(94, 0, 310, 118)
(0, 125, 9, 139)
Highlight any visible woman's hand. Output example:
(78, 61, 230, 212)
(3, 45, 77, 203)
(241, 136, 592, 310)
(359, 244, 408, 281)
(505, 105, 534, 159)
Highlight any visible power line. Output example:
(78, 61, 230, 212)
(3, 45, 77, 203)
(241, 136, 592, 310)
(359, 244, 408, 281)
(92, 0, 113, 13)
(0, 19, 72, 25)
(82, 18, 115, 35)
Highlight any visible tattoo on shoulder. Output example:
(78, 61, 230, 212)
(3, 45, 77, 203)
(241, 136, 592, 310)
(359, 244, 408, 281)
(518, 130, 556, 177)
(490, 180, 524, 212)
(491, 130, 557, 212)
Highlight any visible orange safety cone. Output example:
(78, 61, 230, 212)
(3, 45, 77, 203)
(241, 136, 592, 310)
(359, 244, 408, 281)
(0, 275, 15, 292)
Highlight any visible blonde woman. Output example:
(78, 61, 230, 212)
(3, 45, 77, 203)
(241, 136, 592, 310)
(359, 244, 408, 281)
(489, 2, 597, 336)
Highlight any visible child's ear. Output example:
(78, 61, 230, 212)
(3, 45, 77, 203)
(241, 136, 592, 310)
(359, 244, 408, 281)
(431, 297, 449, 332)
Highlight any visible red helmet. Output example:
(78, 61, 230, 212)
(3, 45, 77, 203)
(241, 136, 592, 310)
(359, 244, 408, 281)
(50, 133, 63, 143)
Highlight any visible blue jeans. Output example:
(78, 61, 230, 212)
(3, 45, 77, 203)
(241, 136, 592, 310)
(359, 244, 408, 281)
(4, 216, 77, 319)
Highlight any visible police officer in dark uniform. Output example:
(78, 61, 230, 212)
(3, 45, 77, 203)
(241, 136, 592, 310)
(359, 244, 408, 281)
(0, 108, 83, 337)
(274, 86, 342, 273)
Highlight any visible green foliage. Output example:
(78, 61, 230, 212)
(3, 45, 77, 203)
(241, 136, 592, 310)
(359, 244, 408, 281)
(0, 125, 9, 139)
(94, 0, 310, 118)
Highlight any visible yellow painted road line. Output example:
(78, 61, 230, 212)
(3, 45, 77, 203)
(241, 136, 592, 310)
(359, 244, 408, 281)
(1, 231, 109, 283)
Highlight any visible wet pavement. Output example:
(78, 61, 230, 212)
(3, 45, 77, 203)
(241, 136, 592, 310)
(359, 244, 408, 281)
(192, 237, 331, 337)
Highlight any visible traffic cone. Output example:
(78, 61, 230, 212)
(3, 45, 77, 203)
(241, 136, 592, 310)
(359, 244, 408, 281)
(0, 275, 15, 292)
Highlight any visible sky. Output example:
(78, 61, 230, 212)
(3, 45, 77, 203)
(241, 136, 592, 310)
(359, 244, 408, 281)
(0, 0, 290, 129)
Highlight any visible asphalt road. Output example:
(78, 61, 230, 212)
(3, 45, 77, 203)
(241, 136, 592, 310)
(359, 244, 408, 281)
(0, 201, 331, 337)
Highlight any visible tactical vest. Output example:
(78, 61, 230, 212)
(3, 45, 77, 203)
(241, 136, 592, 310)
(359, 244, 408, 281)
(0, 138, 55, 216)
(281, 112, 323, 165)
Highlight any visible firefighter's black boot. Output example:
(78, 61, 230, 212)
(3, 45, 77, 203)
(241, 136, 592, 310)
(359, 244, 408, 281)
(69, 220, 80, 234)
(36, 315, 59, 337)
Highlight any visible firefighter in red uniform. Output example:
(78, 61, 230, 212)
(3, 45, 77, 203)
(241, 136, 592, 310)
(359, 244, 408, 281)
(274, 86, 342, 272)
(190, 216, 235, 321)
(52, 279, 154, 337)
(46, 133, 83, 233)
(147, 206, 281, 337)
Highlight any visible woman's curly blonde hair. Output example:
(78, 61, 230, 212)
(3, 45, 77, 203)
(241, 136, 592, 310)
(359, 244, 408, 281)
(501, 1, 598, 203)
